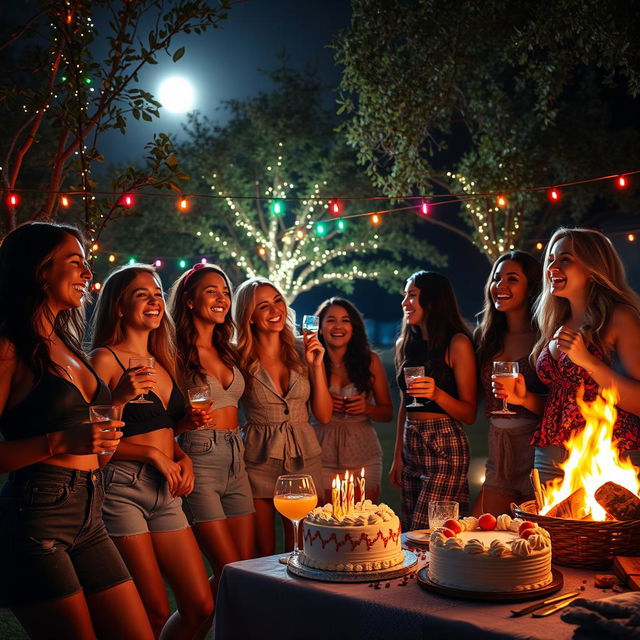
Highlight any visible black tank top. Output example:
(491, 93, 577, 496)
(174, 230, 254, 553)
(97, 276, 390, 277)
(101, 347, 185, 437)
(0, 362, 111, 441)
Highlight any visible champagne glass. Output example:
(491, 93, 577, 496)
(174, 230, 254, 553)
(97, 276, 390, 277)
(187, 385, 214, 429)
(273, 474, 318, 561)
(302, 314, 320, 335)
(89, 405, 119, 456)
(404, 366, 425, 409)
(491, 361, 519, 415)
(129, 357, 155, 404)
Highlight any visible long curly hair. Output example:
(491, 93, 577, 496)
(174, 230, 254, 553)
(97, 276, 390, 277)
(532, 227, 640, 361)
(168, 263, 238, 388)
(233, 277, 304, 376)
(315, 297, 373, 394)
(90, 264, 177, 380)
(395, 271, 472, 378)
(0, 221, 88, 380)
(474, 251, 542, 366)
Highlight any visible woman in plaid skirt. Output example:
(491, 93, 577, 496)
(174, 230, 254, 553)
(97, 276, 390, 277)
(390, 271, 477, 531)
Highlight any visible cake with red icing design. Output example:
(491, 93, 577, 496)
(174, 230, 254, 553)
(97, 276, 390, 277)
(427, 514, 552, 592)
(300, 500, 403, 572)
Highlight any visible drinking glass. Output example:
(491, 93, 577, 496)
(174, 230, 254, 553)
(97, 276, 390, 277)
(89, 405, 119, 456)
(341, 383, 358, 419)
(128, 357, 155, 404)
(302, 314, 320, 335)
(273, 474, 318, 561)
(404, 366, 425, 409)
(187, 385, 214, 429)
(491, 361, 519, 415)
(428, 500, 459, 530)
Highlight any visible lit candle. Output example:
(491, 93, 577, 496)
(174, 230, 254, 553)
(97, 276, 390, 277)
(358, 467, 365, 504)
(331, 477, 338, 515)
(341, 471, 348, 515)
(348, 473, 355, 514)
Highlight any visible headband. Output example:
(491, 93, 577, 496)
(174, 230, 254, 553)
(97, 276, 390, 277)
(183, 262, 207, 287)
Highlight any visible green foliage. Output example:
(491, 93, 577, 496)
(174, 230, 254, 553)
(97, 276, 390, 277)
(105, 67, 445, 302)
(334, 0, 640, 258)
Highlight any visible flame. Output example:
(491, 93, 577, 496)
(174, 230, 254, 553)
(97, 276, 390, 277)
(540, 386, 640, 520)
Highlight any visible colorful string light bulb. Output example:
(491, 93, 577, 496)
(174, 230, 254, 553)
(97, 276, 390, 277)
(337, 219, 346, 231)
(154, 259, 162, 268)
(330, 200, 342, 216)
(496, 196, 507, 208)
(271, 201, 284, 217)
(617, 175, 628, 189)
(7, 193, 18, 207)
(108, 254, 116, 263)
(536, 242, 543, 251)
(179, 197, 189, 211)
(420, 201, 429, 216)
(548, 188, 561, 202)
(371, 213, 381, 225)
(60, 195, 70, 208)
(315, 222, 327, 236)
(179, 259, 187, 269)
(628, 233, 636, 242)
(121, 194, 134, 207)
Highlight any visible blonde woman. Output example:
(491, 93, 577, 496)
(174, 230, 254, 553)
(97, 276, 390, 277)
(234, 277, 332, 556)
(502, 228, 640, 483)
(90, 265, 214, 639)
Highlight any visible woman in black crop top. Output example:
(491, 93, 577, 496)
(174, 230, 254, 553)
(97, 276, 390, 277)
(90, 264, 213, 639)
(0, 223, 153, 639)
(391, 271, 477, 531)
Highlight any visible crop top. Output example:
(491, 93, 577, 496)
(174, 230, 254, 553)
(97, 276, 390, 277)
(396, 338, 458, 414)
(0, 364, 111, 441)
(202, 366, 245, 410)
(102, 347, 185, 438)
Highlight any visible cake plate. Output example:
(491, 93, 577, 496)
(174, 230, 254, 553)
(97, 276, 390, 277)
(286, 550, 418, 583)
(417, 567, 563, 602)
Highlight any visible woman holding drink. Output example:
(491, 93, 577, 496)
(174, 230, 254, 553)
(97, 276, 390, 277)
(168, 263, 254, 592)
(90, 264, 213, 639)
(503, 228, 640, 483)
(313, 297, 393, 503)
(0, 223, 153, 640)
(391, 271, 477, 530)
(472, 251, 545, 515)
(234, 277, 332, 556)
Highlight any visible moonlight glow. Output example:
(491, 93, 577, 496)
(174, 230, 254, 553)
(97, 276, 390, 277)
(158, 77, 195, 113)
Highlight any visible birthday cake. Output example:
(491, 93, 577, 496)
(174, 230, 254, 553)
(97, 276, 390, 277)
(300, 500, 403, 572)
(427, 514, 552, 592)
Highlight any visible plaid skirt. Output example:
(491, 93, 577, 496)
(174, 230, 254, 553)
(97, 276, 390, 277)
(401, 416, 470, 531)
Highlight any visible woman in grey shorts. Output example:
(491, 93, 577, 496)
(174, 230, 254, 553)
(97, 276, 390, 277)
(169, 263, 255, 592)
(90, 264, 214, 639)
(234, 277, 332, 557)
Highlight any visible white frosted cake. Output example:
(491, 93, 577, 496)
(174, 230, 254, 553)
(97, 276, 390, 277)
(300, 500, 403, 572)
(427, 514, 552, 592)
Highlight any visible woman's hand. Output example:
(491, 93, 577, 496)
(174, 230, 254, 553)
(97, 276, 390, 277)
(389, 457, 402, 489)
(553, 325, 596, 371)
(407, 376, 437, 400)
(174, 455, 195, 497)
(330, 392, 346, 414)
(345, 393, 367, 415)
(49, 420, 124, 456)
(303, 330, 325, 367)
(491, 373, 527, 406)
(111, 365, 157, 405)
(150, 450, 183, 496)
(186, 404, 214, 430)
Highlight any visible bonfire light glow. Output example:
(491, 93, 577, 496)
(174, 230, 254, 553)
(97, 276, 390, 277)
(540, 387, 640, 521)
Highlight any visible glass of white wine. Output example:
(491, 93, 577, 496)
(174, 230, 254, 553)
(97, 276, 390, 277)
(187, 384, 214, 429)
(273, 474, 318, 562)
(404, 366, 425, 409)
(491, 361, 519, 415)
(129, 357, 155, 404)
(89, 405, 119, 456)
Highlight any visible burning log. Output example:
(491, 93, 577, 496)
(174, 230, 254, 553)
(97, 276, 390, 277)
(594, 482, 640, 521)
(545, 487, 586, 519)
(529, 469, 544, 512)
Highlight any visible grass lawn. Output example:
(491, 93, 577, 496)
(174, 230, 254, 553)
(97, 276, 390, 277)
(0, 347, 489, 637)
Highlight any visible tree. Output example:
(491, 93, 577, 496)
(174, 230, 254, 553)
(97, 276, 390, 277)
(103, 67, 445, 303)
(334, 0, 640, 260)
(0, 0, 237, 235)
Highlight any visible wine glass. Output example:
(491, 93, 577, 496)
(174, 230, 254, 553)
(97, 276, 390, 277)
(273, 474, 318, 562)
(129, 357, 155, 404)
(491, 361, 519, 415)
(302, 314, 320, 335)
(89, 405, 119, 456)
(341, 383, 358, 419)
(187, 385, 214, 429)
(404, 366, 425, 408)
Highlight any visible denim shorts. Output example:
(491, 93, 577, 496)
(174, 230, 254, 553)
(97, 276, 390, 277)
(0, 463, 131, 607)
(178, 429, 255, 523)
(102, 460, 189, 536)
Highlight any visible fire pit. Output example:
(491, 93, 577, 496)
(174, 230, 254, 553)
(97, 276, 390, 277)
(515, 387, 640, 569)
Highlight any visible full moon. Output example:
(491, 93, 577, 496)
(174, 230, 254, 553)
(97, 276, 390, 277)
(158, 77, 195, 113)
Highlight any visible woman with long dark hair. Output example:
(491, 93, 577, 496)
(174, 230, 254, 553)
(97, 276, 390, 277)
(472, 251, 545, 515)
(168, 263, 254, 593)
(90, 264, 213, 639)
(390, 271, 477, 530)
(314, 297, 392, 503)
(0, 222, 153, 640)
(234, 277, 332, 556)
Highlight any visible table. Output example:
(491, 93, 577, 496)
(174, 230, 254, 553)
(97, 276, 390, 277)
(214, 544, 609, 640)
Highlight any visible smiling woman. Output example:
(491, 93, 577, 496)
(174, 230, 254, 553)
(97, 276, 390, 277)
(158, 76, 195, 113)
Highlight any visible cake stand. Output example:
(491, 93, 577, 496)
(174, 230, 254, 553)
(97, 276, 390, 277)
(417, 566, 564, 602)
(286, 550, 418, 583)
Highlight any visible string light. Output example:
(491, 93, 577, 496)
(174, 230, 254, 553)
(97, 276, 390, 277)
(108, 254, 116, 263)
(337, 219, 346, 231)
(92, 243, 99, 252)
(496, 195, 507, 208)
(127, 257, 136, 265)
(154, 259, 162, 268)
(60, 195, 70, 208)
(315, 222, 327, 237)
(420, 201, 429, 216)
(536, 242, 544, 251)
(548, 188, 561, 202)
(329, 200, 342, 216)
(7, 194, 18, 207)
(178, 259, 187, 269)
(121, 194, 134, 207)
(257, 246, 267, 257)
(628, 233, 636, 242)
(179, 197, 189, 211)
(271, 201, 284, 217)
(617, 175, 628, 189)
(371, 213, 381, 225)
(93, 282, 102, 291)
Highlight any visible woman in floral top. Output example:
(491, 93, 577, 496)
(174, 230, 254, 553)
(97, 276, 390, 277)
(504, 228, 640, 483)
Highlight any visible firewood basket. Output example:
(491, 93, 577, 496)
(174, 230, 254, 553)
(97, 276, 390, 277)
(513, 500, 640, 569)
